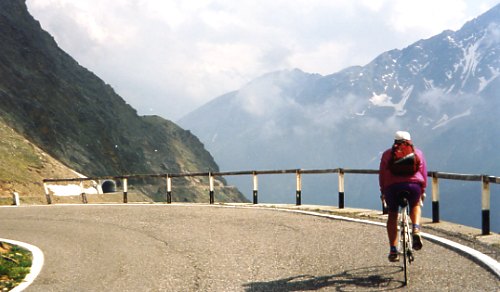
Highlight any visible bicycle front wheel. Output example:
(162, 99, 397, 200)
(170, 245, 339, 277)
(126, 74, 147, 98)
(401, 217, 411, 286)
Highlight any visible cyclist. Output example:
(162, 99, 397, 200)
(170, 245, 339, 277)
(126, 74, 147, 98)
(379, 131, 427, 262)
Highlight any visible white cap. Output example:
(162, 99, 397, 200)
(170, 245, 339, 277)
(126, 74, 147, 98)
(395, 131, 411, 141)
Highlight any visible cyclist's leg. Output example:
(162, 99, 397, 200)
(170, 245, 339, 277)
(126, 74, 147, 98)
(410, 204, 421, 231)
(387, 211, 398, 247)
(404, 183, 424, 250)
(384, 186, 400, 247)
(387, 210, 399, 261)
(384, 185, 403, 261)
(411, 204, 423, 250)
(404, 183, 422, 231)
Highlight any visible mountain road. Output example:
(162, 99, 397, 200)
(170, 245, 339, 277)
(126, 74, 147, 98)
(0, 204, 498, 291)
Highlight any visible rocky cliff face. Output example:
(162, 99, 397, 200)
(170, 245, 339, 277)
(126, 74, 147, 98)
(0, 0, 247, 203)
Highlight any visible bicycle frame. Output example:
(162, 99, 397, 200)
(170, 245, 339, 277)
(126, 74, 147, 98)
(382, 193, 417, 286)
(400, 198, 414, 286)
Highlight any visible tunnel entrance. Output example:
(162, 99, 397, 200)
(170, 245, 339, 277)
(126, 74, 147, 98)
(102, 180, 116, 193)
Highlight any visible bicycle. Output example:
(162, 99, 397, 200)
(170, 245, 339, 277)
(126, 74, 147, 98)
(398, 192, 414, 286)
(382, 191, 415, 286)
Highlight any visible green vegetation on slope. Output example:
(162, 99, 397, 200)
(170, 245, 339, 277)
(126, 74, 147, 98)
(0, 117, 84, 202)
(0, 120, 43, 182)
(0, 242, 32, 291)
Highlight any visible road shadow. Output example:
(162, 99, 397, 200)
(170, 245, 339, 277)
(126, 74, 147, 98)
(242, 265, 405, 291)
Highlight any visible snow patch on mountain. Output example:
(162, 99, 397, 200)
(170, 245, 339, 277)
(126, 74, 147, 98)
(460, 37, 484, 87)
(423, 78, 435, 90)
(369, 86, 413, 115)
(432, 108, 472, 129)
(478, 67, 500, 92)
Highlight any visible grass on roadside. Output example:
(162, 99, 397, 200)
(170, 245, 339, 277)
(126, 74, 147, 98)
(0, 242, 32, 291)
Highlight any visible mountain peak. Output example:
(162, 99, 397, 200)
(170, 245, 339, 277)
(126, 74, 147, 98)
(179, 4, 500, 227)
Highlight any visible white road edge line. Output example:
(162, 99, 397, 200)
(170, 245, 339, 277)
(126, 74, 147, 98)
(0, 238, 44, 292)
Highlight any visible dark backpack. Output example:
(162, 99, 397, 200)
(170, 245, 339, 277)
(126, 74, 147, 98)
(389, 141, 420, 176)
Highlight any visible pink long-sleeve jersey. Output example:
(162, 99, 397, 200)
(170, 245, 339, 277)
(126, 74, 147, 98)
(379, 147, 428, 193)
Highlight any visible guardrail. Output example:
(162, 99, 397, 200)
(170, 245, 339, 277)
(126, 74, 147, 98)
(43, 168, 499, 235)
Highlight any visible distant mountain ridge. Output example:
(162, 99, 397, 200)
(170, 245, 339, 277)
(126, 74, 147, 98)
(179, 4, 500, 228)
(0, 0, 247, 203)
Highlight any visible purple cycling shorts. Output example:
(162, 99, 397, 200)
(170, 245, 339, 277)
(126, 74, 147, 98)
(384, 182, 422, 212)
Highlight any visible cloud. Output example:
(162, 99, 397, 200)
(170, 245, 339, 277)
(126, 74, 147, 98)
(417, 87, 484, 119)
(305, 94, 368, 129)
(388, 0, 468, 33)
(236, 70, 301, 117)
(484, 23, 500, 46)
(25, 0, 500, 120)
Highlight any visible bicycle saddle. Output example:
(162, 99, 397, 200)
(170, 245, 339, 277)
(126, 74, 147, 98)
(398, 191, 410, 207)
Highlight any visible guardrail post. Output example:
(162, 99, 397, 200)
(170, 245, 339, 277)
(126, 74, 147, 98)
(209, 172, 214, 204)
(296, 170, 302, 206)
(123, 178, 128, 203)
(12, 192, 20, 206)
(80, 181, 88, 204)
(481, 175, 490, 235)
(338, 168, 345, 209)
(43, 182, 52, 204)
(431, 173, 440, 223)
(166, 175, 172, 204)
(252, 172, 258, 204)
(96, 180, 103, 195)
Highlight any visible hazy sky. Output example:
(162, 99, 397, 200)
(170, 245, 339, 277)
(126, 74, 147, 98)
(26, 0, 499, 120)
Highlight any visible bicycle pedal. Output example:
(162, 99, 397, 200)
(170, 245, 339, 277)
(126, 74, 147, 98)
(408, 251, 415, 262)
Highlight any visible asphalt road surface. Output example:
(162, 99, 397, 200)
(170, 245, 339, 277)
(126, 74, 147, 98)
(0, 204, 498, 291)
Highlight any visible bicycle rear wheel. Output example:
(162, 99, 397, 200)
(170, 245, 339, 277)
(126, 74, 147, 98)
(401, 211, 411, 286)
(402, 228, 409, 285)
